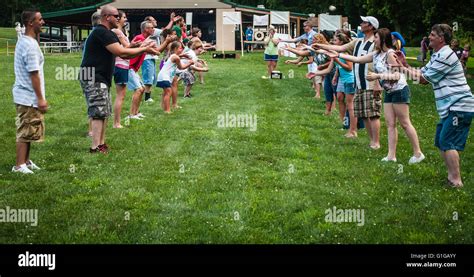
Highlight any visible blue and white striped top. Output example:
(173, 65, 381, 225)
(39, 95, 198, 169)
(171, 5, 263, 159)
(12, 36, 45, 107)
(421, 45, 474, 118)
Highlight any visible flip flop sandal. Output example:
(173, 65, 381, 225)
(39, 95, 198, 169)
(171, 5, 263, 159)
(445, 179, 463, 189)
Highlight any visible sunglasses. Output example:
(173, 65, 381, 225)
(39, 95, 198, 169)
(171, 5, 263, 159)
(105, 14, 120, 19)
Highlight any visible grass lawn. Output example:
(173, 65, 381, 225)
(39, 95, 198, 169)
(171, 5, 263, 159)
(0, 51, 473, 244)
(0, 27, 17, 54)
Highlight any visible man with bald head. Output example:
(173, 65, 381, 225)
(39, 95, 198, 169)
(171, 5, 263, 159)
(80, 5, 160, 153)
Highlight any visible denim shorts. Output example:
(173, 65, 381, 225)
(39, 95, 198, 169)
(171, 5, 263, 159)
(344, 83, 355, 94)
(113, 66, 128, 85)
(264, 54, 278, 61)
(127, 69, 144, 91)
(156, 80, 172, 88)
(384, 85, 410, 104)
(435, 111, 473, 151)
(141, 59, 156, 85)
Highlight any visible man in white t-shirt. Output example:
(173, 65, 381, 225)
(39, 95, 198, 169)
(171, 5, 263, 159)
(142, 13, 176, 103)
(12, 10, 47, 174)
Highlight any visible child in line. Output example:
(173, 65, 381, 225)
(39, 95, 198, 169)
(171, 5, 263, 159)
(179, 41, 209, 98)
(461, 44, 470, 73)
(156, 41, 194, 113)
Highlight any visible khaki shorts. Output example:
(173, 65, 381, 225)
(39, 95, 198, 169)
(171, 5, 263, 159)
(313, 75, 323, 84)
(15, 104, 45, 143)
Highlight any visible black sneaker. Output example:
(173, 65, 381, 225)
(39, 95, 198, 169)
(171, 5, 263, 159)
(98, 144, 109, 153)
(90, 145, 108, 154)
(184, 94, 191, 98)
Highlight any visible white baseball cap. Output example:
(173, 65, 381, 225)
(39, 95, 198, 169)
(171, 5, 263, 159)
(360, 16, 379, 29)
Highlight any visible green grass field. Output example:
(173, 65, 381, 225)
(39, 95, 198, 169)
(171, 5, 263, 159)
(0, 27, 18, 54)
(0, 51, 473, 244)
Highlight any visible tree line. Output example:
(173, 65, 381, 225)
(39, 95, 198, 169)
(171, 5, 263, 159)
(1, 0, 472, 46)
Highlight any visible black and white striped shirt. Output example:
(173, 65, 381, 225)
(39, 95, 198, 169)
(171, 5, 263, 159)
(348, 36, 376, 90)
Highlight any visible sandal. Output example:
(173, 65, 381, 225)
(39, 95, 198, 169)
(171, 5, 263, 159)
(370, 144, 381, 150)
(445, 178, 463, 189)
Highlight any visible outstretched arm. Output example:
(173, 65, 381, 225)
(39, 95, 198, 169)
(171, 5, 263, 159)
(284, 56, 304, 65)
(284, 45, 311, 57)
(297, 56, 314, 66)
(106, 42, 158, 59)
(329, 50, 374, 64)
(313, 60, 335, 76)
(173, 55, 194, 70)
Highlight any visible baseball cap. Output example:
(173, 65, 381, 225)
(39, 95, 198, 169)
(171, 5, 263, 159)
(360, 16, 379, 29)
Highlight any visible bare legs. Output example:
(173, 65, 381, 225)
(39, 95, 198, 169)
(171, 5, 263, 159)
(383, 103, 423, 159)
(171, 76, 180, 109)
(345, 94, 357, 137)
(162, 87, 172, 113)
(15, 142, 30, 167)
(441, 150, 463, 186)
(266, 60, 277, 77)
(364, 117, 381, 149)
(113, 84, 126, 128)
(130, 87, 145, 116)
(90, 119, 106, 149)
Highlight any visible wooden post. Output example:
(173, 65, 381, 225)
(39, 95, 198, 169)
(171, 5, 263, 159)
(287, 14, 290, 37)
(240, 22, 244, 57)
(296, 18, 300, 37)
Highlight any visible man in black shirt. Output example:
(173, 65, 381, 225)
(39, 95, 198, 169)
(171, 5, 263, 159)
(80, 5, 159, 153)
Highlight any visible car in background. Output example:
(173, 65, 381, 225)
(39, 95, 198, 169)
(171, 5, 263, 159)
(40, 26, 71, 42)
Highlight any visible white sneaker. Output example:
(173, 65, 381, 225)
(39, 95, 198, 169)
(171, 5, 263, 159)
(381, 156, 397, 162)
(26, 160, 41, 170)
(12, 164, 34, 174)
(409, 153, 425, 165)
(127, 115, 143, 120)
(137, 113, 146, 118)
(145, 98, 154, 103)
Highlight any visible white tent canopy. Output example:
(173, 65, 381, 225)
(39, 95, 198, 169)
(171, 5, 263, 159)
(270, 11, 290, 25)
(223, 11, 242, 25)
(318, 14, 342, 31)
(253, 14, 269, 26)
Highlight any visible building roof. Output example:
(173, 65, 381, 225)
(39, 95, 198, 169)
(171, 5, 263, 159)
(41, 0, 309, 26)
(222, 1, 308, 18)
(42, 0, 114, 26)
(113, 0, 233, 9)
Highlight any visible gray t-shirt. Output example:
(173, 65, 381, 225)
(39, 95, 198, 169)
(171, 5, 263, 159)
(12, 36, 45, 107)
(144, 28, 163, 60)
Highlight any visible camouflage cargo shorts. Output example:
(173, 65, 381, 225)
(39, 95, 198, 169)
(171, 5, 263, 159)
(80, 80, 112, 119)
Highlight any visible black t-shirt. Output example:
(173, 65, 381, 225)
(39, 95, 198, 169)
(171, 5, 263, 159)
(80, 24, 119, 87)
